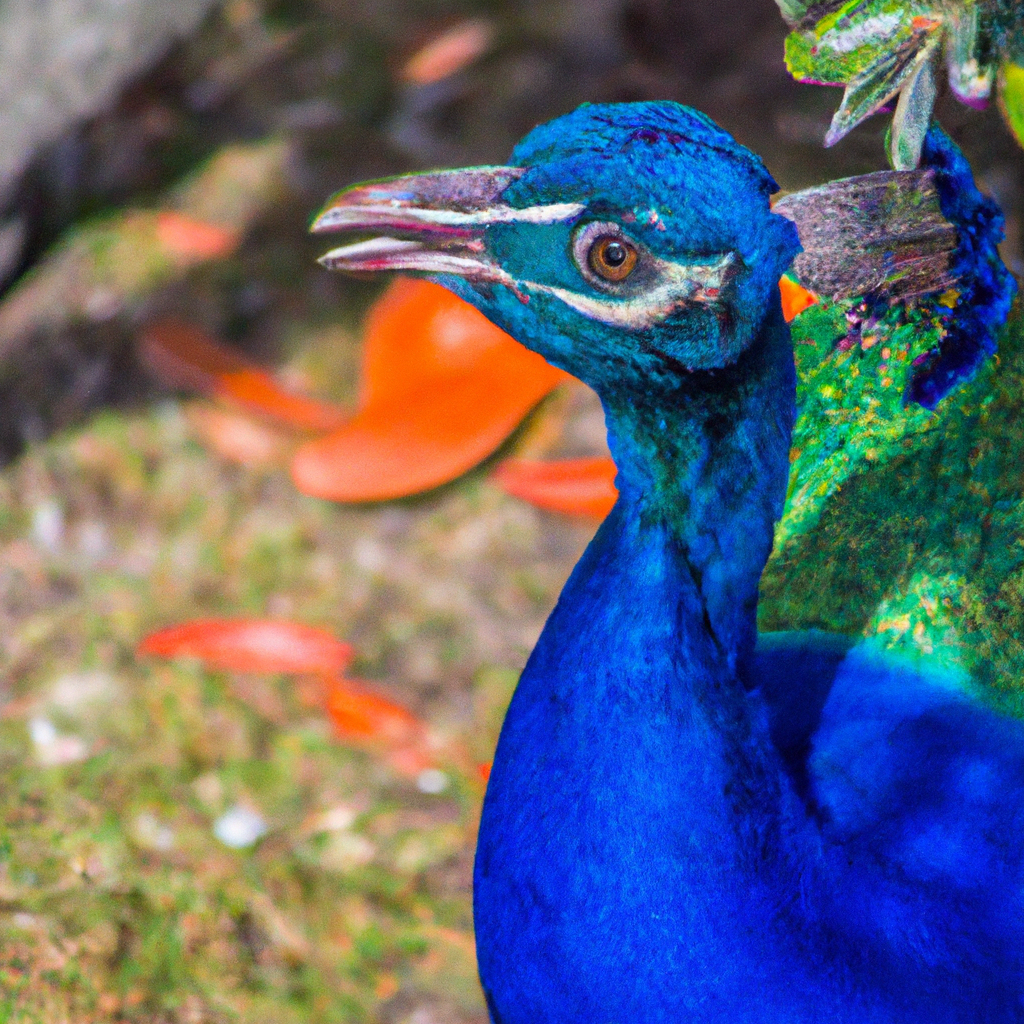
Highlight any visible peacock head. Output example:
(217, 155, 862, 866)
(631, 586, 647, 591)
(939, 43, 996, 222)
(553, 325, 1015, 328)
(313, 102, 800, 398)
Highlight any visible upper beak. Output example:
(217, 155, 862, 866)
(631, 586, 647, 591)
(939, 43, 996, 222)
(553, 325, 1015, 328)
(311, 166, 583, 285)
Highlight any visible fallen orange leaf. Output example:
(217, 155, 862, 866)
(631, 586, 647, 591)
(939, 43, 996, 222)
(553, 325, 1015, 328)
(492, 457, 618, 519)
(779, 275, 819, 323)
(291, 279, 568, 502)
(142, 319, 348, 433)
(184, 402, 292, 469)
(155, 211, 240, 263)
(324, 676, 436, 776)
(138, 619, 353, 675)
(359, 278, 567, 405)
(402, 19, 494, 85)
(324, 677, 423, 744)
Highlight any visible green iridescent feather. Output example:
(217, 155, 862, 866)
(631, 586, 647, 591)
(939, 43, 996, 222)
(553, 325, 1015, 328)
(765, 302, 1024, 715)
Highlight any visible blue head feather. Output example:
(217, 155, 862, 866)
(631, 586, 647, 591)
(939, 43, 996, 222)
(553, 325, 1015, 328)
(436, 102, 801, 397)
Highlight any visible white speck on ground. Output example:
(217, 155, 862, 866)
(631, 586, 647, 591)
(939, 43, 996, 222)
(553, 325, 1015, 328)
(214, 804, 268, 848)
(417, 768, 449, 794)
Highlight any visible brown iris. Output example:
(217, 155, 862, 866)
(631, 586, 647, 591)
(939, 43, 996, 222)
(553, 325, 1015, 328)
(587, 236, 638, 282)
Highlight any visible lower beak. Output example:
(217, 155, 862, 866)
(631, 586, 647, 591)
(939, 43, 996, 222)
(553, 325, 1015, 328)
(311, 166, 582, 285)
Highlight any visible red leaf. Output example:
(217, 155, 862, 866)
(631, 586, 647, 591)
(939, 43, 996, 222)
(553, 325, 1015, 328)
(291, 279, 568, 502)
(401, 19, 494, 85)
(155, 212, 240, 262)
(324, 677, 423, 745)
(138, 619, 353, 675)
(779, 275, 819, 323)
(492, 457, 618, 519)
(141, 320, 347, 433)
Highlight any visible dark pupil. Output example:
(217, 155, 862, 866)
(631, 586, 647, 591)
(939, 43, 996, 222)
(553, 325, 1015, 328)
(602, 241, 627, 267)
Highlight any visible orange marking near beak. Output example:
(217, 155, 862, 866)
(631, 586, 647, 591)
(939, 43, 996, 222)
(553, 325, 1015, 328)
(779, 276, 819, 323)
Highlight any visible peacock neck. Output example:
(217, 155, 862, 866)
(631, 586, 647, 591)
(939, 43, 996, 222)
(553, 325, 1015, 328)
(475, 301, 809, 969)
(599, 301, 795, 673)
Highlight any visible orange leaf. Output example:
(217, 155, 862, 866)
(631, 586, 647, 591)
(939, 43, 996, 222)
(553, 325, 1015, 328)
(142, 319, 348, 432)
(779, 275, 819, 323)
(402, 19, 494, 85)
(324, 677, 423, 745)
(492, 457, 618, 519)
(138, 619, 353, 675)
(291, 279, 568, 502)
(359, 278, 567, 406)
(184, 402, 292, 469)
(155, 211, 240, 262)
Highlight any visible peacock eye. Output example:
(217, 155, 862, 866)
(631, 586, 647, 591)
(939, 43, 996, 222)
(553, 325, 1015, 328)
(588, 237, 638, 282)
(573, 222, 642, 288)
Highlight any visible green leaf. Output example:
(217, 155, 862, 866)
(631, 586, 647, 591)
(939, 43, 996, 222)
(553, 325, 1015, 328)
(889, 53, 936, 169)
(998, 62, 1024, 150)
(784, 0, 923, 87)
(825, 28, 938, 147)
(946, 3, 994, 106)
(774, 0, 851, 30)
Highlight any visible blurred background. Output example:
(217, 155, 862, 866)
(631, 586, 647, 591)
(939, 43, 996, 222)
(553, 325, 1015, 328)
(0, 0, 1021, 1021)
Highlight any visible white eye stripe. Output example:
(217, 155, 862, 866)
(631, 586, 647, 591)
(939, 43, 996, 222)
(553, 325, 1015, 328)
(520, 254, 737, 330)
(314, 201, 586, 232)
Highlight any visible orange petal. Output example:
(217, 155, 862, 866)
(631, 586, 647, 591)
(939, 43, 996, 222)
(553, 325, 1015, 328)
(492, 457, 618, 519)
(477, 762, 492, 782)
(138, 619, 353, 675)
(779, 275, 819, 323)
(358, 278, 568, 406)
(155, 211, 240, 262)
(324, 677, 423, 745)
(402, 19, 494, 85)
(293, 365, 565, 502)
(291, 278, 568, 501)
(292, 278, 569, 501)
(142, 319, 347, 432)
(185, 402, 292, 469)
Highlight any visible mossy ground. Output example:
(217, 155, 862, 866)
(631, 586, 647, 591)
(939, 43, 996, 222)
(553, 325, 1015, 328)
(0, 330, 594, 1022)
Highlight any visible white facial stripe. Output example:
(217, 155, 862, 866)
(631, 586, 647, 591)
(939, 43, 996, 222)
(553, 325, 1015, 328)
(314, 201, 585, 232)
(521, 254, 737, 330)
(318, 237, 736, 328)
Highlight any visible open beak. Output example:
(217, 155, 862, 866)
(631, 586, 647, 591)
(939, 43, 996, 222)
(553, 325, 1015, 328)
(311, 166, 583, 287)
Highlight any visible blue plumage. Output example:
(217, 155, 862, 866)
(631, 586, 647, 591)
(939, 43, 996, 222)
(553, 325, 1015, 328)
(312, 101, 1024, 1022)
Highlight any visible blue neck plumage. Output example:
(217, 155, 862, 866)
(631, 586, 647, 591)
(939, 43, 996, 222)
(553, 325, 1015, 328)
(598, 300, 795, 676)
(493, 299, 805, 904)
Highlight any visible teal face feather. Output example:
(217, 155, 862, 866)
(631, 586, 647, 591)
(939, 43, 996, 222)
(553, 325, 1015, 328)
(313, 102, 800, 398)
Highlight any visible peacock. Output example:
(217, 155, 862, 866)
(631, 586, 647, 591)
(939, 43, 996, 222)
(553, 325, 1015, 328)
(312, 102, 1024, 1023)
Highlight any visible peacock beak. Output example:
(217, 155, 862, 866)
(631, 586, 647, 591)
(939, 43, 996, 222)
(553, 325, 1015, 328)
(311, 167, 583, 284)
